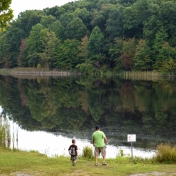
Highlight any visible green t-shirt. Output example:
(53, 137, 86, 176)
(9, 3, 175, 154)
(92, 130, 106, 148)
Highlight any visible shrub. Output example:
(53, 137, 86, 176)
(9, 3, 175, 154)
(171, 145, 176, 162)
(0, 117, 10, 148)
(119, 149, 124, 156)
(82, 146, 93, 159)
(37, 64, 41, 69)
(155, 143, 176, 163)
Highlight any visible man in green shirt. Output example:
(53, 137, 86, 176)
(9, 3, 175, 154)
(92, 125, 108, 166)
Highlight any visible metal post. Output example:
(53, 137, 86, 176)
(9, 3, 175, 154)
(131, 142, 133, 163)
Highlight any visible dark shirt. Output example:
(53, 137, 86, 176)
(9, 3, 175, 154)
(68, 144, 78, 156)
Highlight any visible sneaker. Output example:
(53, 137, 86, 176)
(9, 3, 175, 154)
(95, 163, 98, 166)
(102, 162, 107, 165)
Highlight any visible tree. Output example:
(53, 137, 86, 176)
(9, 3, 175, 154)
(0, 33, 6, 67)
(134, 39, 152, 71)
(108, 38, 123, 69)
(124, 0, 157, 39)
(0, 0, 13, 31)
(72, 8, 91, 30)
(120, 38, 136, 71)
(40, 15, 56, 28)
(106, 5, 125, 41)
(39, 31, 58, 69)
(55, 39, 79, 69)
(0, 10, 45, 68)
(91, 10, 106, 32)
(17, 39, 28, 67)
(76, 35, 91, 73)
(59, 13, 74, 28)
(17, 10, 44, 36)
(49, 20, 64, 40)
(65, 17, 88, 40)
(152, 28, 168, 70)
(55, 6, 66, 18)
(26, 24, 47, 67)
(159, 1, 176, 46)
(88, 26, 104, 63)
(2, 24, 26, 67)
(160, 58, 176, 74)
(78, 35, 89, 63)
(144, 19, 162, 47)
(27, 24, 45, 54)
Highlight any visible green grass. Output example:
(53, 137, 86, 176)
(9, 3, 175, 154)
(0, 147, 176, 176)
(82, 145, 93, 159)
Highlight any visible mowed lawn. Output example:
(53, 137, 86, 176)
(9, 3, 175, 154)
(1, 147, 176, 176)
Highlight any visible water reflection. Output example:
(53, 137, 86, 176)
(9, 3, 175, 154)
(0, 75, 176, 158)
(9, 119, 155, 158)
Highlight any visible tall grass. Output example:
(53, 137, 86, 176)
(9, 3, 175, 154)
(0, 68, 81, 77)
(82, 146, 93, 159)
(155, 143, 176, 163)
(0, 115, 11, 148)
(0, 68, 11, 75)
(121, 71, 168, 81)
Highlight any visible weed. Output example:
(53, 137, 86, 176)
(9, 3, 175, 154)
(0, 116, 10, 148)
(155, 143, 176, 163)
(82, 146, 93, 159)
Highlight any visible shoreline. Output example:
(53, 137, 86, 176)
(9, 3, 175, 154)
(11, 70, 81, 76)
(0, 69, 82, 78)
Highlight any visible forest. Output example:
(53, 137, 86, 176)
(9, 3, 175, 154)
(0, 0, 176, 74)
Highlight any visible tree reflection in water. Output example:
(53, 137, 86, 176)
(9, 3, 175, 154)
(0, 76, 176, 157)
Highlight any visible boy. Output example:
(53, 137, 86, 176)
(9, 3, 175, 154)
(68, 139, 78, 166)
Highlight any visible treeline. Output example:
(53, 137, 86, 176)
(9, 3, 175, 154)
(0, 0, 176, 73)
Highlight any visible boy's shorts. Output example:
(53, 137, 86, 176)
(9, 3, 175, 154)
(70, 155, 77, 161)
(94, 147, 106, 157)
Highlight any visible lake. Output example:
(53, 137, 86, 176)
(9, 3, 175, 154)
(0, 75, 176, 158)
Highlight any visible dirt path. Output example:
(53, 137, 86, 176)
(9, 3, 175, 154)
(0, 173, 37, 176)
(130, 172, 176, 176)
(1, 171, 176, 176)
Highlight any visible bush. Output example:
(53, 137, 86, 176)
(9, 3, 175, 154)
(171, 145, 176, 162)
(155, 143, 176, 163)
(82, 146, 93, 159)
(37, 63, 41, 69)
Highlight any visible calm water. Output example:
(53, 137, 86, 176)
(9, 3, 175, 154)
(1, 75, 176, 158)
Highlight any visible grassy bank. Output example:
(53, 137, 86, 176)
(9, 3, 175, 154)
(0, 147, 176, 176)
(0, 68, 174, 81)
(0, 68, 80, 78)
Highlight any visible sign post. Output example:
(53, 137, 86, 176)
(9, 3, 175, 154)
(127, 134, 136, 163)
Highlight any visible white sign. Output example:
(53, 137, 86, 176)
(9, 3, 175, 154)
(127, 134, 136, 142)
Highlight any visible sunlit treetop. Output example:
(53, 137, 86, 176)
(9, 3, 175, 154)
(0, 0, 14, 31)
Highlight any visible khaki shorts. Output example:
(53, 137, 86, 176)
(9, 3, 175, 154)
(94, 147, 106, 157)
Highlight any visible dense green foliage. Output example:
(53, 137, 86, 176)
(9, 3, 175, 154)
(0, 0, 176, 73)
(0, 0, 13, 31)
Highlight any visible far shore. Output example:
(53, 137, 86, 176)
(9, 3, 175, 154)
(0, 68, 175, 81)
(11, 70, 81, 76)
(0, 68, 82, 78)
